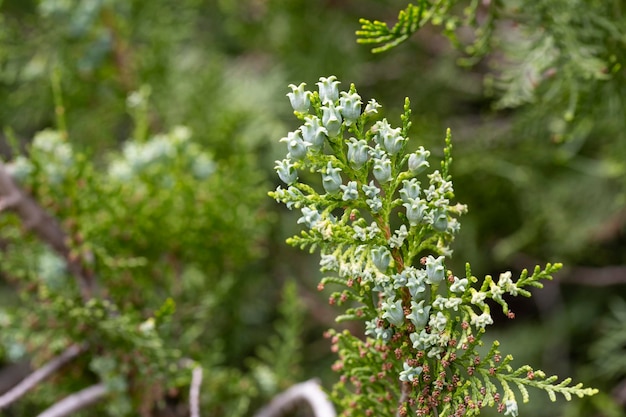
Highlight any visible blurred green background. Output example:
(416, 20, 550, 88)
(0, 0, 624, 416)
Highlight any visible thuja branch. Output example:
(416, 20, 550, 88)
(0, 344, 85, 410)
(355, 1, 495, 55)
(0, 162, 97, 300)
(270, 76, 597, 416)
(1, 125, 210, 415)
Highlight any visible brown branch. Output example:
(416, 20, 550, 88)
(253, 379, 336, 417)
(0, 162, 97, 300)
(35, 383, 108, 417)
(0, 344, 84, 409)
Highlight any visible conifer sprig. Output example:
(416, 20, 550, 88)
(270, 76, 597, 416)
(356, 3, 425, 53)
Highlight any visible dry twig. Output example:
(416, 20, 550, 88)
(0, 344, 84, 410)
(190, 365, 203, 417)
(253, 379, 336, 417)
(35, 383, 108, 417)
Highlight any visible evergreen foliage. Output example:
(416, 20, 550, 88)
(0, 1, 624, 416)
(0, 87, 300, 415)
(270, 77, 597, 416)
(357, 0, 626, 141)
(357, 1, 494, 55)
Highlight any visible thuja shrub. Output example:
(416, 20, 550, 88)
(269, 76, 597, 416)
(0, 105, 272, 414)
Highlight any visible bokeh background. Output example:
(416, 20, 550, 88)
(0, 1, 624, 416)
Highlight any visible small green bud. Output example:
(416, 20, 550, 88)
(301, 116, 327, 150)
(399, 362, 423, 382)
(450, 276, 468, 293)
(297, 206, 321, 228)
(371, 246, 391, 272)
(408, 147, 430, 174)
(373, 156, 392, 183)
(340, 181, 359, 201)
(471, 290, 487, 306)
(364, 319, 378, 338)
(367, 196, 383, 213)
(410, 329, 437, 351)
(339, 91, 362, 125)
(280, 130, 309, 160)
(429, 207, 449, 232)
(471, 312, 494, 329)
(388, 225, 408, 248)
(377, 327, 393, 342)
(320, 253, 339, 271)
(400, 179, 421, 202)
(392, 271, 408, 288)
(407, 300, 430, 329)
(362, 181, 380, 199)
(403, 199, 428, 226)
(321, 102, 343, 137)
(275, 159, 298, 185)
(322, 161, 342, 194)
(316, 76, 340, 103)
(381, 298, 404, 326)
(406, 269, 427, 299)
(364, 98, 381, 115)
(347, 138, 369, 168)
(363, 181, 383, 212)
(425, 255, 445, 284)
(374, 120, 405, 155)
(429, 311, 447, 332)
(286, 82, 311, 113)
